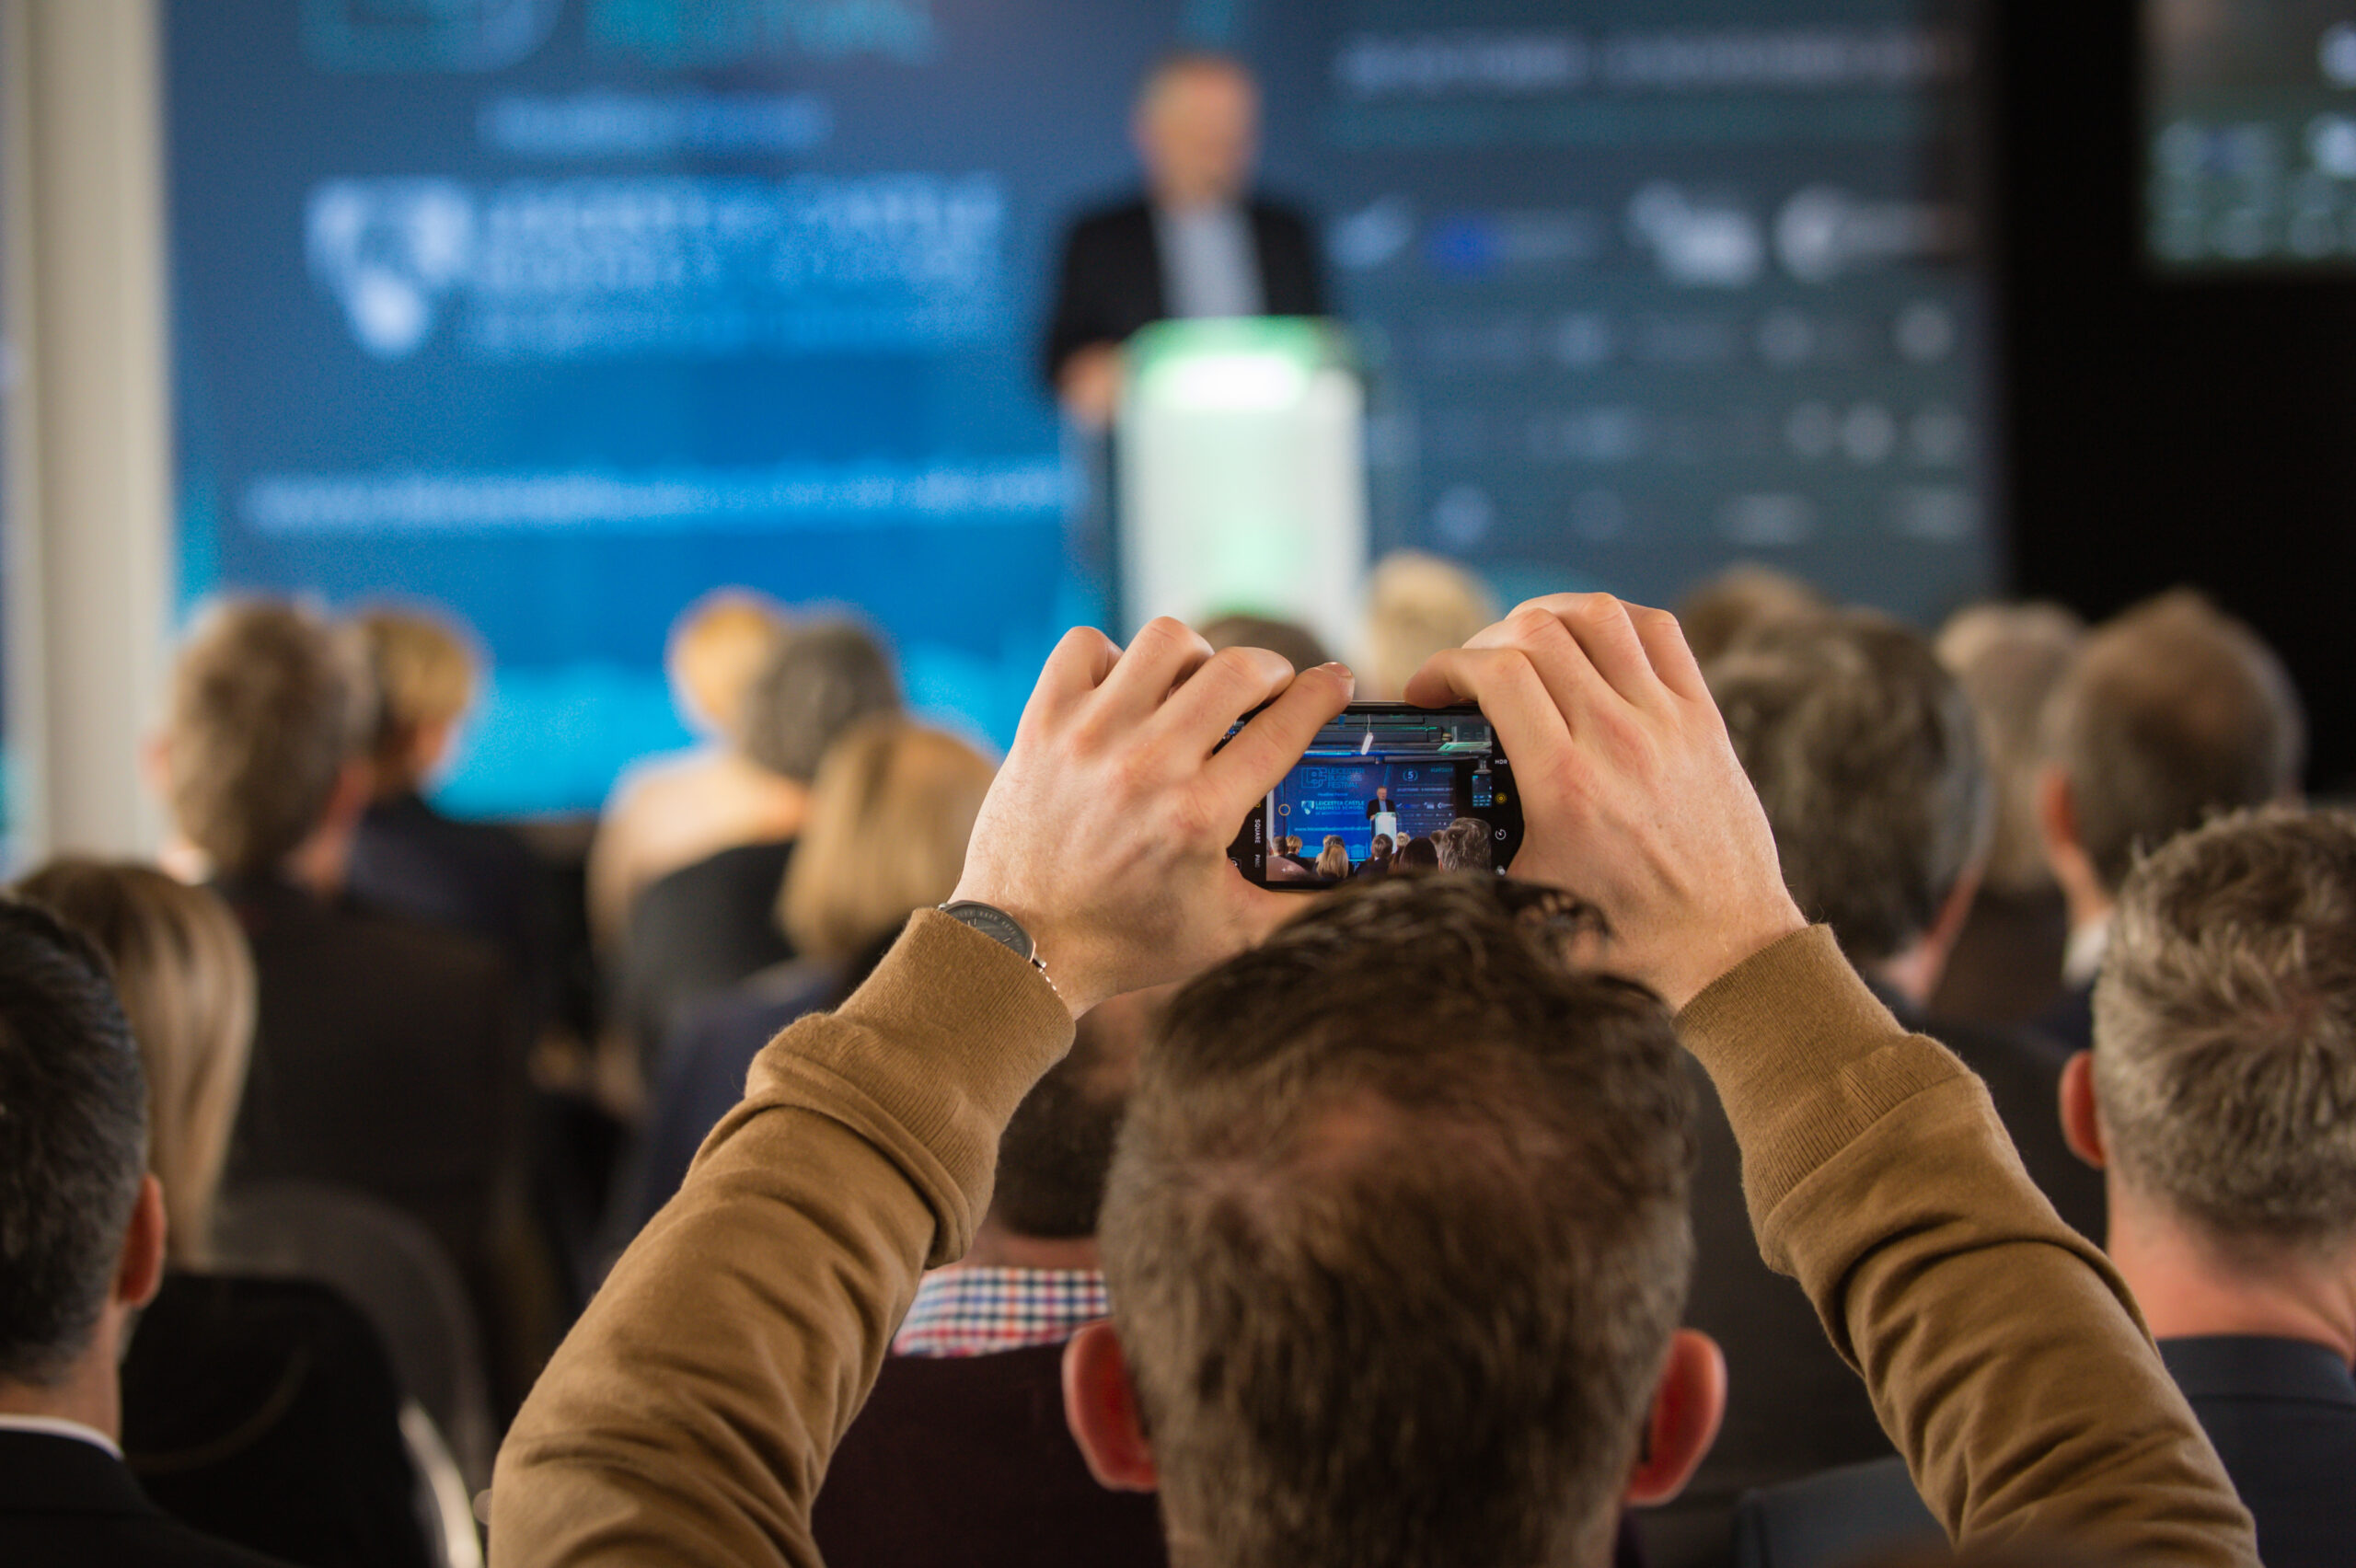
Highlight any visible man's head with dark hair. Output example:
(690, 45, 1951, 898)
(165, 599, 375, 879)
(1395, 836, 1439, 870)
(1436, 816, 1494, 873)
(989, 987, 1153, 1240)
(0, 898, 152, 1389)
(1085, 877, 1703, 1568)
(1707, 611, 1989, 970)
(2042, 590, 2304, 903)
(737, 620, 902, 786)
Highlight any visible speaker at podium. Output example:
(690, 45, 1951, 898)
(1114, 317, 1368, 657)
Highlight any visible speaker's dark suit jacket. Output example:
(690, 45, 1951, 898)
(1042, 198, 1325, 386)
(0, 1430, 294, 1567)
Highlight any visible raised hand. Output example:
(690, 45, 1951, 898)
(952, 617, 1354, 1016)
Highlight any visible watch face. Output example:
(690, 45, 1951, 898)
(944, 901, 1032, 962)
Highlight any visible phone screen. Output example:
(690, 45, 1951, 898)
(1223, 703, 1522, 890)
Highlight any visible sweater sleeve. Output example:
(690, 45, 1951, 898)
(1677, 926, 2258, 1566)
(489, 911, 1074, 1568)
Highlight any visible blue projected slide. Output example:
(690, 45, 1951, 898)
(168, 0, 1993, 816)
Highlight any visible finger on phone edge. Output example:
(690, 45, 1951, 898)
(1158, 644, 1299, 748)
(1404, 648, 1571, 766)
(1202, 662, 1354, 811)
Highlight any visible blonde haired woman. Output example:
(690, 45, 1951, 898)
(624, 719, 995, 1233)
(17, 860, 433, 1568)
(1315, 835, 1351, 882)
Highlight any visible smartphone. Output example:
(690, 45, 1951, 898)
(1222, 702, 1521, 890)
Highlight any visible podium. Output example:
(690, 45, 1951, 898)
(1114, 317, 1368, 655)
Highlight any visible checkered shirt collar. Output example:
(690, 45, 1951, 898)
(892, 1265, 1110, 1358)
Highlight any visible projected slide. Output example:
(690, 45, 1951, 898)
(2146, 0, 2356, 269)
(168, 0, 1993, 815)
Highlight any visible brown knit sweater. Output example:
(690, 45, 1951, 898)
(491, 916, 2258, 1566)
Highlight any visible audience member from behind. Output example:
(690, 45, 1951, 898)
(348, 605, 559, 1036)
(1436, 816, 1494, 874)
(16, 862, 432, 1568)
(1680, 611, 2104, 1567)
(1353, 834, 1393, 879)
(495, 599, 2257, 1568)
(1929, 603, 2085, 1027)
(618, 618, 900, 1069)
(1199, 613, 1329, 674)
(814, 986, 1166, 1568)
(0, 898, 290, 1566)
(1360, 550, 1497, 700)
(1395, 834, 1439, 870)
(2038, 590, 2304, 1051)
(626, 719, 988, 1230)
(587, 590, 787, 949)
(2058, 807, 2356, 1568)
(158, 598, 529, 1401)
(1673, 563, 1830, 670)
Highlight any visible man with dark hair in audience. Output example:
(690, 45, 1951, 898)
(619, 619, 900, 1069)
(495, 601, 2254, 1568)
(1394, 833, 1440, 870)
(2037, 590, 2304, 1053)
(1435, 815, 1494, 873)
(1660, 610, 2106, 1565)
(0, 898, 292, 1565)
(2054, 806, 2356, 1568)
(814, 987, 1166, 1568)
(158, 598, 531, 1403)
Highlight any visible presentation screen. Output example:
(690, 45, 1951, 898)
(2146, 0, 2356, 269)
(168, 0, 1995, 817)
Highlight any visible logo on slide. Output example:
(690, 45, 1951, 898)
(303, 0, 563, 74)
(306, 180, 477, 360)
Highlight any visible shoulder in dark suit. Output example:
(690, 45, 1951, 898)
(618, 838, 797, 1071)
(2162, 1335, 2356, 1568)
(122, 1272, 433, 1568)
(349, 790, 559, 1031)
(813, 1343, 1167, 1568)
(0, 1430, 296, 1568)
(1042, 195, 1326, 386)
(215, 876, 527, 1302)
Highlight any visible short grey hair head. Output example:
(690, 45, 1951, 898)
(737, 620, 901, 785)
(1707, 610, 1990, 965)
(2094, 804, 2356, 1244)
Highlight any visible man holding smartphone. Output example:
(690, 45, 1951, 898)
(495, 601, 2258, 1568)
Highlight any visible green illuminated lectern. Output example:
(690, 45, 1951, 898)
(1115, 318, 1368, 654)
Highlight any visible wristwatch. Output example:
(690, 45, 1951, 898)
(937, 900, 1057, 993)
